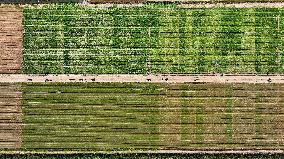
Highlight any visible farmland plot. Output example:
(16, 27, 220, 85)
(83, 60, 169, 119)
(23, 4, 284, 74)
(0, 6, 23, 74)
(21, 83, 284, 152)
(0, 83, 22, 150)
(23, 4, 155, 74)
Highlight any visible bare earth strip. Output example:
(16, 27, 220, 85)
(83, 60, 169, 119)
(1, 74, 284, 83)
(0, 5, 23, 74)
(0, 83, 21, 150)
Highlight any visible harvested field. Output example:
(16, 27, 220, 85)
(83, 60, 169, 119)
(23, 4, 284, 74)
(21, 83, 284, 152)
(0, 5, 23, 74)
(0, 83, 22, 150)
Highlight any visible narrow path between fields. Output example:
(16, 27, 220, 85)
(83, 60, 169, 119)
(1, 74, 284, 83)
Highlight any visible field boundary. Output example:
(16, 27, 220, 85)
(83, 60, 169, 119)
(1, 74, 284, 83)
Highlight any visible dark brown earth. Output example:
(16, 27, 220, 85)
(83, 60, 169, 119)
(0, 6, 23, 74)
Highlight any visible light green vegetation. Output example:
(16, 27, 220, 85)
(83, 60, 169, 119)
(21, 83, 284, 152)
(23, 4, 284, 74)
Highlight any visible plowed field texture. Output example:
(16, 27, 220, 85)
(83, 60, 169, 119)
(0, 83, 21, 150)
(23, 4, 284, 74)
(0, 83, 283, 152)
(0, 6, 22, 74)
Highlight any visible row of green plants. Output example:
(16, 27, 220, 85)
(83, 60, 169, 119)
(23, 4, 284, 74)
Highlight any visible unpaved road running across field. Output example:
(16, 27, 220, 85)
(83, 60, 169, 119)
(0, 83, 21, 149)
(0, 5, 22, 74)
(0, 74, 284, 83)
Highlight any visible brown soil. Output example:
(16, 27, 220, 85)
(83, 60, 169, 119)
(0, 6, 23, 74)
(0, 83, 22, 149)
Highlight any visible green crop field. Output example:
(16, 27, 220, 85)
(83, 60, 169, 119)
(21, 82, 284, 152)
(23, 4, 284, 74)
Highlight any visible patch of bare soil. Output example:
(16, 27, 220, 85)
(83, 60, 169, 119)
(0, 6, 23, 74)
(0, 83, 21, 149)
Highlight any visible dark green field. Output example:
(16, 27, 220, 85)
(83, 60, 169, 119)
(23, 4, 284, 74)
(21, 82, 284, 152)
